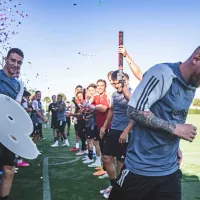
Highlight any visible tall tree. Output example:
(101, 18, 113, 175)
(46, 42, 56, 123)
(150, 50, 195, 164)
(28, 89, 36, 97)
(43, 96, 51, 104)
(192, 98, 200, 109)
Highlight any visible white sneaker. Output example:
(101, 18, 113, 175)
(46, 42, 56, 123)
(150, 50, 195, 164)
(51, 141, 59, 147)
(103, 191, 111, 199)
(98, 173, 109, 179)
(83, 158, 94, 164)
(84, 149, 88, 154)
(100, 186, 112, 194)
(88, 162, 101, 168)
(62, 139, 70, 147)
(82, 156, 88, 161)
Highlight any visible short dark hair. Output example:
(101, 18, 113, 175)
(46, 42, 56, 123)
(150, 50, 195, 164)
(124, 73, 129, 80)
(23, 90, 31, 97)
(35, 90, 41, 95)
(87, 83, 97, 90)
(76, 91, 83, 96)
(194, 46, 200, 54)
(75, 85, 82, 89)
(111, 70, 127, 81)
(97, 79, 107, 88)
(57, 94, 63, 98)
(107, 71, 113, 78)
(7, 48, 24, 58)
(111, 70, 119, 81)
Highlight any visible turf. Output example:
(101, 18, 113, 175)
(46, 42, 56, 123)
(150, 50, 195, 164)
(10, 115, 200, 200)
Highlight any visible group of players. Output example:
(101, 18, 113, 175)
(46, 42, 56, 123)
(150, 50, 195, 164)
(0, 44, 200, 200)
(47, 45, 200, 200)
(46, 45, 142, 199)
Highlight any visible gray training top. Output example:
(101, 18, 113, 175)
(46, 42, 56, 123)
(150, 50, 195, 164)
(126, 62, 195, 176)
(110, 88, 133, 132)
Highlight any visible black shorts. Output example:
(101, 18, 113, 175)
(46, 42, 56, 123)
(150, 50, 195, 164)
(33, 123, 42, 135)
(0, 144, 16, 167)
(86, 126, 98, 140)
(103, 129, 127, 161)
(51, 117, 57, 129)
(76, 119, 86, 136)
(109, 166, 182, 200)
(66, 117, 71, 127)
(56, 120, 66, 133)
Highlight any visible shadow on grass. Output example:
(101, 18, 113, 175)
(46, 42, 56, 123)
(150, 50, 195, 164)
(182, 173, 200, 200)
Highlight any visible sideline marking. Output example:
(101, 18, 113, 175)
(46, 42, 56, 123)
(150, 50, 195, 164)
(48, 157, 81, 166)
(43, 157, 51, 200)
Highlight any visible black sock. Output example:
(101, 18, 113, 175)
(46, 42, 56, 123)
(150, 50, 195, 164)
(54, 137, 57, 142)
(0, 196, 9, 200)
(110, 179, 116, 186)
(88, 150, 93, 160)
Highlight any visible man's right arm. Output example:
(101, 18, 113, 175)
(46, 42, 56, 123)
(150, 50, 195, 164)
(127, 64, 197, 141)
(127, 64, 175, 134)
(127, 106, 176, 134)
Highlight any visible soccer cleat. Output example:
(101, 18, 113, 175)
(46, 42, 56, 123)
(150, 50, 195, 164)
(70, 147, 79, 152)
(51, 141, 59, 147)
(88, 162, 101, 168)
(98, 173, 109, 179)
(76, 151, 85, 156)
(83, 158, 94, 164)
(93, 170, 106, 176)
(16, 161, 29, 167)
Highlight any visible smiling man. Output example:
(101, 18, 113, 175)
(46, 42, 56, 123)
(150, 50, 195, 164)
(0, 48, 24, 200)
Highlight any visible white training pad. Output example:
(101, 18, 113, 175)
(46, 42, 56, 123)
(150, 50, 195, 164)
(0, 94, 38, 159)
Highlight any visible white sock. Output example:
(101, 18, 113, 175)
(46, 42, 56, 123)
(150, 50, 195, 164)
(96, 156, 101, 164)
(76, 143, 79, 149)
(93, 146, 96, 154)
(17, 159, 22, 163)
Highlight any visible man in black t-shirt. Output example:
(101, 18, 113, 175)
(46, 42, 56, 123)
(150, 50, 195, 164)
(65, 101, 72, 136)
(47, 95, 58, 142)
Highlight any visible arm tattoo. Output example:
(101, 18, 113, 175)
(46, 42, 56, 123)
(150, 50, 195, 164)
(127, 106, 176, 134)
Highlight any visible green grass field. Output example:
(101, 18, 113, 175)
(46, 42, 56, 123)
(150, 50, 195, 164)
(10, 115, 200, 200)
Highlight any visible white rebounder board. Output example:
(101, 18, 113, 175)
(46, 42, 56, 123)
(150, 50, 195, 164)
(0, 94, 38, 159)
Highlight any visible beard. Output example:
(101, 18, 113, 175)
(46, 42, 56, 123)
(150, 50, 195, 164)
(189, 72, 200, 88)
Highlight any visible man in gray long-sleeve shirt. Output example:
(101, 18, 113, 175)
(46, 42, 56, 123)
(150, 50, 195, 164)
(109, 46, 200, 200)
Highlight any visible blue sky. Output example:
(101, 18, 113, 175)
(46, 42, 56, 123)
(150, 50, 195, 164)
(1, 0, 200, 100)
